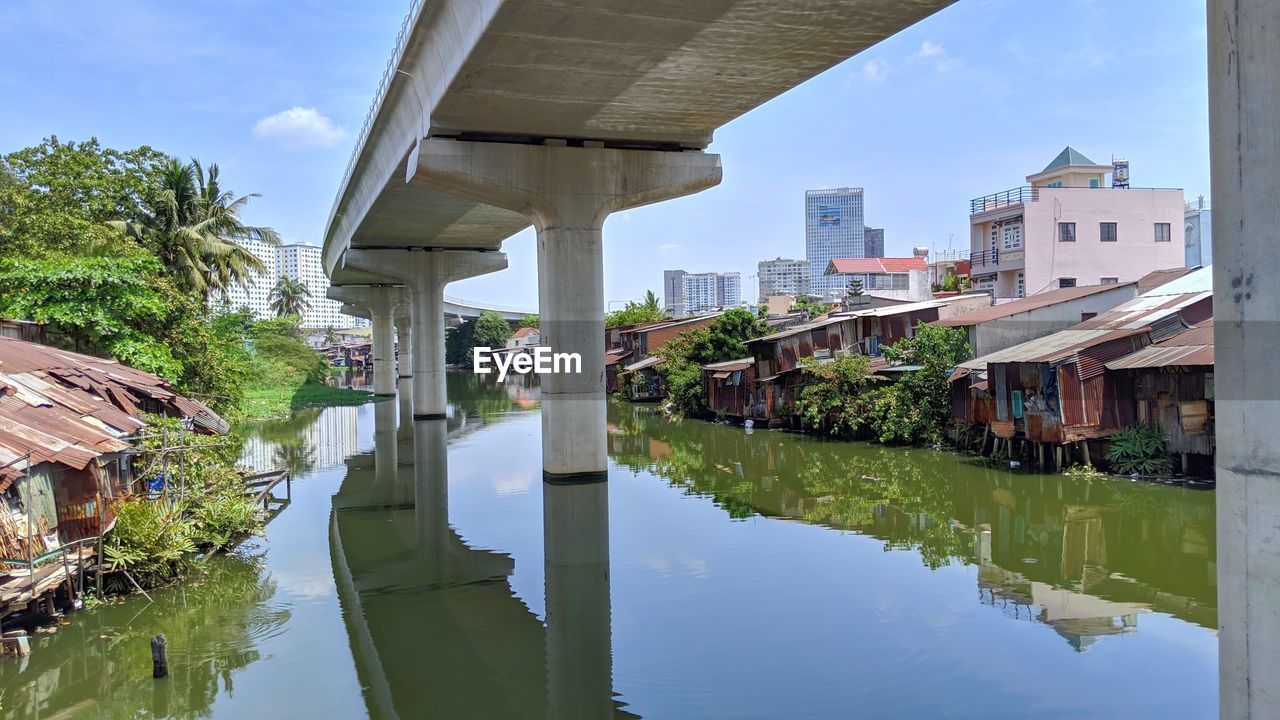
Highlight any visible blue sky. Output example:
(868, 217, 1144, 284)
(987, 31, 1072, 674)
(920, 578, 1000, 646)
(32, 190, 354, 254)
(0, 0, 1209, 310)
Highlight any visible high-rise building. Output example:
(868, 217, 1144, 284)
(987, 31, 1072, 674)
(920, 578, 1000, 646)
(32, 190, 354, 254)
(209, 237, 278, 319)
(278, 244, 365, 329)
(663, 270, 742, 317)
(757, 258, 810, 301)
(805, 187, 865, 297)
(864, 227, 885, 258)
(663, 269, 688, 317)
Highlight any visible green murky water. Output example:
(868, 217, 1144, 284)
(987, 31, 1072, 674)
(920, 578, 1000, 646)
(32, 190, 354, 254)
(0, 373, 1217, 718)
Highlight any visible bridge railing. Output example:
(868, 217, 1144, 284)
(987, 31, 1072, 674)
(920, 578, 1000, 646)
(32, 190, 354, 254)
(443, 295, 537, 316)
(329, 0, 425, 223)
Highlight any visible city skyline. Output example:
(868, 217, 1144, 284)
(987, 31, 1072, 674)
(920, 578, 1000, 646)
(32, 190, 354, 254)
(0, 0, 1211, 309)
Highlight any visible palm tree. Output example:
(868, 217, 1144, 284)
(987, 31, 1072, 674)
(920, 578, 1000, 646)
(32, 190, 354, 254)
(642, 289, 662, 314)
(270, 276, 311, 318)
(107, 158, 279, 300)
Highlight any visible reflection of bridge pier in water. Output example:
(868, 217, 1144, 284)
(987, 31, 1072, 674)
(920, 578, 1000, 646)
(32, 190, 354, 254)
(331, 387, 627, 719)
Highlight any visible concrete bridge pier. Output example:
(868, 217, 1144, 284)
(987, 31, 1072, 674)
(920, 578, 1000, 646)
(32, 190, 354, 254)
(1209, 0, 1280, 716)
(346, 249, 507, 420)
(328, 286, 404, 397)
(408, 138, 721, 480)
(543, 481, 611, 719)
(395, 310, 415, 444)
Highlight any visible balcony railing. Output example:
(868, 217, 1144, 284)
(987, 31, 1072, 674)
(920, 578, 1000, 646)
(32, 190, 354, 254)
(970, 249, 999, 267)
(969, 186, 1038, 215)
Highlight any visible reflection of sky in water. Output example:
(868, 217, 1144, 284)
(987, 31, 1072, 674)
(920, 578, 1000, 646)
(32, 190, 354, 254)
(0, 383, 1219, 719)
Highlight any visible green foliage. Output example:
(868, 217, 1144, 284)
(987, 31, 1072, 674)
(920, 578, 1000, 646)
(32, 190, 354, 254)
(473, 310, 512, 349)
(0, 136, 167, 258)
(270, 276, 311, 318)
(105, 497, 197, 586)
(248, 316, 328, 386)
(106, 416, 263, 589)
(1105, 424, 1173, 475)
(656, 309, 770, 416)
(790, 296, 832, 319)
(0, 254, 180, 375)
(794, 324, 972, 445)
(519, 314, 539, 329)
(606, 290, 669, 328)
(445, 321, 476, 365)
(796, 354, 877, 437)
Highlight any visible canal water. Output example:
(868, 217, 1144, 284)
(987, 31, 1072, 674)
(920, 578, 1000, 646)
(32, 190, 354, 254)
(0, 373, 1217, 718)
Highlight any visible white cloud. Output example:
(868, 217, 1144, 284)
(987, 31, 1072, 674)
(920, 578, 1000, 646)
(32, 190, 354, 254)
(860, 58, 888, 83)
(252, 107, 346, 149)
(658, 243, 682, 252)
(909, 41, 955, 72)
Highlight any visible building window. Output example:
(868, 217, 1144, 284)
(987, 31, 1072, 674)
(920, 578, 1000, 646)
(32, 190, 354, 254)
(1155, 222, 1171, 242)
(1081, 311, 1098, 322)
(1001, 222, 1022, 250)
(1058, 222, 1076, 242)
(1089, 178, 1100, 188)
(1101, 277, 1119, 285)
(1015, 271, 1025, 298)
(1047, 181, 1063, 188)
(1059, 277, 1077, 288)
(1100, 222, 1118, 242)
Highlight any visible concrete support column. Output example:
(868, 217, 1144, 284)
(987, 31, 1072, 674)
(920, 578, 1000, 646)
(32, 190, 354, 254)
(1210, 1, 1280, 717)
(409, 138, 721, 480)
(395, 311, 413, 382)
(543, 481, 611, 719)
(370, 308, 396, 397)
(344, 249, 507, 421)
(411, 276, 447, 419)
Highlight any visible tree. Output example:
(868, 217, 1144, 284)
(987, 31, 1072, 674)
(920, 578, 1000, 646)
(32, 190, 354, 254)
(606, 293, 670, 328)
(270, 276, 311, 318)
(473, 310, 512, 349)
(864, 324, 972, 445)
(0, 254, 180, 376)
(107, 158, 279, 300)
(842, 278, 865, 311)
(0, 137, 167, 258)
(324, 325, 338, 345)
(790, 296, 831, 320)
(656, 308, 770, 416)
(519, 314, 539, 329)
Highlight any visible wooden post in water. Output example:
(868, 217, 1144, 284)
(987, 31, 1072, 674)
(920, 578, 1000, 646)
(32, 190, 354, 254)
(151, 634, 168, 678)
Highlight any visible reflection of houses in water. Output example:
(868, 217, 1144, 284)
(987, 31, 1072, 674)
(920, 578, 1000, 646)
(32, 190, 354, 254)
(975, 526, 1143, 651)
(238, 406, 360, 473)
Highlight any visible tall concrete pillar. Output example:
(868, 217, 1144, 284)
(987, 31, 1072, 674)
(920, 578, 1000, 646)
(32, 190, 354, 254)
(370, 308, 396, 397)
(543, 481, 611, 719)
(409, 138, 721, 480)
(327, 286, 404, 398)
(1210, 1, 1280, 716)
(345, 250, 507, 421)
(395, 310, 413, 383)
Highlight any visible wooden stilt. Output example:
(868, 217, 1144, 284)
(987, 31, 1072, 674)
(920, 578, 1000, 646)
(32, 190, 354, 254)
(1082, 440, 1092, 467)
(1038, 443, 1045, 469)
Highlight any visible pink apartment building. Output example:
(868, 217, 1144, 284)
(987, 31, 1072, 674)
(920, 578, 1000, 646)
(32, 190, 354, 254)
(968, 147, 1186, 300)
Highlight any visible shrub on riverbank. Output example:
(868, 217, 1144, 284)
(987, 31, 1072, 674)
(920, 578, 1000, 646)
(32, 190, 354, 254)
(796, 324, 971, 445)
(657, 309, 771, 417)
(103, 417, 263, 590)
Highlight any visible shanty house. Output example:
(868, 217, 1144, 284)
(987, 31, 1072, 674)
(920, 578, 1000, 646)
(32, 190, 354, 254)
(953, 266, 1212, 447)
(702, 358, 757, 419)
(1105, 318, 1215, 469)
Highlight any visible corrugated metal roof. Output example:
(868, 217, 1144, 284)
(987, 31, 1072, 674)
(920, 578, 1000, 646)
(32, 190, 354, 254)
(933, 283, 1135, 327)
(624, 355, 663, 372)
(702, 358, 754, 372)
(0, 336, 225, 479)
(1139, 265, 1212, 297)
(1106, 319, 1215, 369)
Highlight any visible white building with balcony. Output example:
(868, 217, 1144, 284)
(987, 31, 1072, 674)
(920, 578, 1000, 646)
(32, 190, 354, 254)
(968, 147, 1185, 301)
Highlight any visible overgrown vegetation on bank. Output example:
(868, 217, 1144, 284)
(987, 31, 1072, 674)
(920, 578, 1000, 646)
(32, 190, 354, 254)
(103, 417, 262, 590)
(796, 324, 972, 445)
(654, 309, 772, 417)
